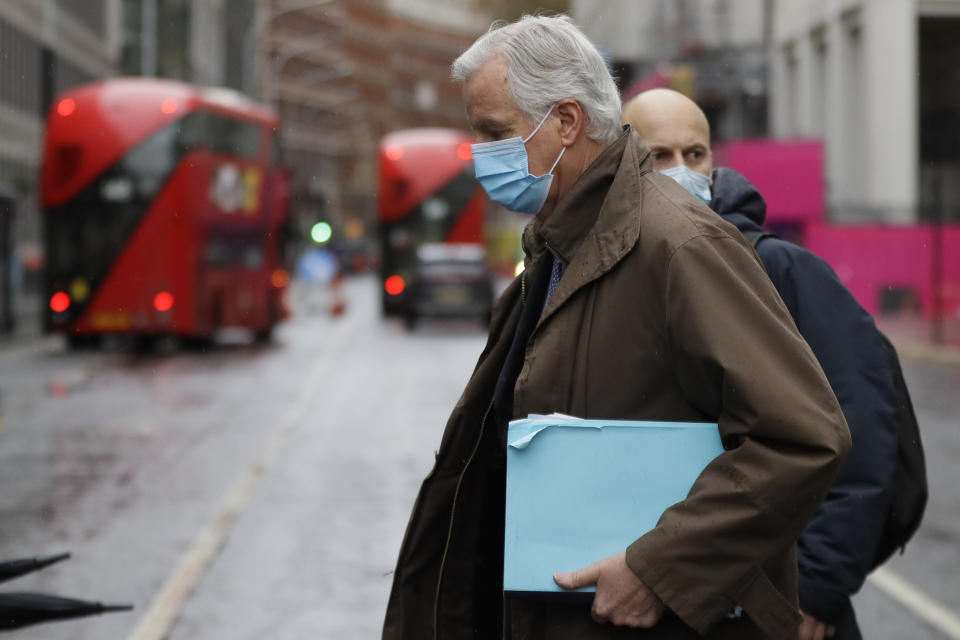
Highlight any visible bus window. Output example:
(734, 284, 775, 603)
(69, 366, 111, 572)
(178, 111, 261, 159)
(46, 116, 186, 283)
(208, 116, 261, 158)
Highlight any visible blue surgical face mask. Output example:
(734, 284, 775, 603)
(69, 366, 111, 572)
(471, 107, 566, 214)
(660, 165, 712, 204)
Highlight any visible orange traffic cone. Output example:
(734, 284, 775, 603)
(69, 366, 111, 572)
(330, 273, 346, 317)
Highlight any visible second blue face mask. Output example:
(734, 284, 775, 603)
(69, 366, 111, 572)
(660, 164, 712, 204)
(471, 107, 566, 214)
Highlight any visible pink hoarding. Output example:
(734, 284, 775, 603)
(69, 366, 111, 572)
(805, 224, 960, 317)
(712, 139, 824, 224)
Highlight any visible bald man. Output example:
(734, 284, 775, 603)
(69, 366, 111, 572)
(622, 89, 712, 182)
(624, 89, 904, 640)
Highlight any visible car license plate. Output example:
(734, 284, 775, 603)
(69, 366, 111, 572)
(434, 285, 469, 305)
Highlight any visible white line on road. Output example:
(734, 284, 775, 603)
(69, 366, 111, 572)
(869, 566, 960, 639)
(126, 315, 361, 640)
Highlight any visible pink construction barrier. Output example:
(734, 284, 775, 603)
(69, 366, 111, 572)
(712, 139, 824, 225)
(712, 138, 960, 319)
(805, 224, 960, 317)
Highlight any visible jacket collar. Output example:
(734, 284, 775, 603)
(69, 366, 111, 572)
(523, 126, 631, 263)
(522, 126, 651, 325)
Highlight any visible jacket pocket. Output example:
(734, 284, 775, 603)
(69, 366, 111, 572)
(737, 567, 802, 639)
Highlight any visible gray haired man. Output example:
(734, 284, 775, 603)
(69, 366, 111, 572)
(383, 14, 849, 640)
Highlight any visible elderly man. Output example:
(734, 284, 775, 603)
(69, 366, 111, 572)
(623, 88, 901, 640)
(383, 15, 850, 640)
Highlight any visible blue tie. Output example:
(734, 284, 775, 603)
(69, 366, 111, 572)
(543, 259, 565, 312)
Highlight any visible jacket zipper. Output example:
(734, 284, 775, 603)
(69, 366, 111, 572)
(434, 269, 528, 636)
(433, 399, 496, 639)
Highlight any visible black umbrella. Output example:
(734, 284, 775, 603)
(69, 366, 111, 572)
(0, 592, 133, 631)
(0, 553, 71, 585)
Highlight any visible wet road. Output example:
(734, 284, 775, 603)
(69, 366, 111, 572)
(0, 275, 956, 639)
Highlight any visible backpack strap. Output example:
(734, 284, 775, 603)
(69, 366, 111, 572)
(741, 229, 778, 249)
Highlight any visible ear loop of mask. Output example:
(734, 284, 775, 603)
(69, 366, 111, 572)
(522, 106, 555, 144)
(547, 146, 566, 174)
(523, 105, 567, 175)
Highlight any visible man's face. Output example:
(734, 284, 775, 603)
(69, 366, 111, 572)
(463, 56, 560, 177)
(625, 99, 712, 177)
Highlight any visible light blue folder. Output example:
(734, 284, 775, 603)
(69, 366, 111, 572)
(504, 415, 724, 597)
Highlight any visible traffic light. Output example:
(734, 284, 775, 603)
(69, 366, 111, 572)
(310, 221, 332, 244)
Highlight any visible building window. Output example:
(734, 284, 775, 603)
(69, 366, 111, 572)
(54, 56, 97, 98)
(0, 19, 42, 115)
(57, 0, 107, 39)
(918, 16, 960, 222)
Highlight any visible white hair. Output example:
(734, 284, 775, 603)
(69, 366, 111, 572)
(451, 14, 622, 145)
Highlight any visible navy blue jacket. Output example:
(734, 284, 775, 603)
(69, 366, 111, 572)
(710, 168, 899, 629)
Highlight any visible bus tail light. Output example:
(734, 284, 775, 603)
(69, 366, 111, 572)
(50, 292, 70, 313)
(456, 142, 472, 161)
(153, 291, 174, 312)
(385, 275, 405, 296)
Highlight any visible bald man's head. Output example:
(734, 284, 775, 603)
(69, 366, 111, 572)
(622, 88, 712, 176)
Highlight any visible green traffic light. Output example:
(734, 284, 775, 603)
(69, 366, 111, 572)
(311, 222, 332, 244)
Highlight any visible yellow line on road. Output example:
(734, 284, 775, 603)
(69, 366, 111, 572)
(126, 387, 311, 640)
(868, 567, 960, 639)
(127, 323, 358, 640)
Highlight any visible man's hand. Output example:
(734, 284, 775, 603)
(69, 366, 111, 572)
(798, 610, 836, 640)
(554, 551, 665, 628)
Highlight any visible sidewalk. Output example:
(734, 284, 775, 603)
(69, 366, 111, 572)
(878, 314, 960, 365)
(0, 289, 47, 354)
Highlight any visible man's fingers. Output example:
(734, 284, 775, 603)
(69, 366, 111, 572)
(611, 605, 657, 628)
(812, 621, 826, 640)
(798, 615, 815, 640)
(554, 561, 601, 590)
(590, 607, 608, 624)
(826, 625, 836, 638)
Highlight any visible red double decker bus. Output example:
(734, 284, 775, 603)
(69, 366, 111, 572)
(377, 128, 492, 324)
(41, 78, 289, 346)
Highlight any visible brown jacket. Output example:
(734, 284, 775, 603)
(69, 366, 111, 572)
(382, 129, 851, 640)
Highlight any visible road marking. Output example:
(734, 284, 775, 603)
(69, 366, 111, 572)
(869, 566, 960, 639)
(126, 316, 361, 640)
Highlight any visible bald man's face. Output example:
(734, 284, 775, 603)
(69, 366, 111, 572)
(623, 96, 712, 176)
